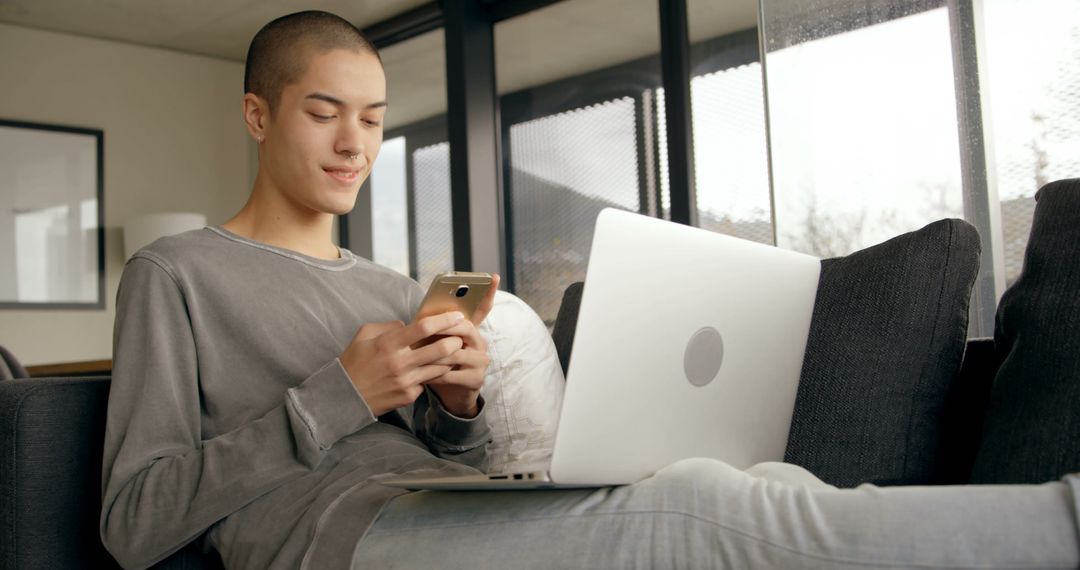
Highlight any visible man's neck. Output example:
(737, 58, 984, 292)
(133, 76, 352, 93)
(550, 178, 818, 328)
(223, 182, 340, 261)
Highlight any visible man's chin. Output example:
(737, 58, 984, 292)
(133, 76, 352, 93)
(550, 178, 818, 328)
(320, 203, 355, 217)
(322, 195, 359, 217)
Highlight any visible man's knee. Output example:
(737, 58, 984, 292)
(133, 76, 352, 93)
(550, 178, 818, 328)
(644, 457, 753, 500)
(655, 457, 747, 480)
(746, 461, 834, 488)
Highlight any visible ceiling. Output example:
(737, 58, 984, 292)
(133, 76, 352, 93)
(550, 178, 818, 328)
(380, 0, 759, 128)
(0, 0, 431, 61)
(0, 0, 760, 129)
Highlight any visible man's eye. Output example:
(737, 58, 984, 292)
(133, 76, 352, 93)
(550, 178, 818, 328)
(310, 113, 333, 121)
(363, 119, 382, 127)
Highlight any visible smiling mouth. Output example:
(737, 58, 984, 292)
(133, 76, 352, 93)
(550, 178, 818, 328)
(323, 168, 360, 184)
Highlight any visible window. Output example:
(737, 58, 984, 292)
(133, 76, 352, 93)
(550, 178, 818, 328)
(687, 2, 772, 244)
(982, 0, 1080, 285)
(350, 29, 453, 285)
(759, 1, 964, 257)
(506, 98, 645, 325)
(411, 140, 453, 286)
(495, 0, 663, 327)
(369, 136, 408, 276)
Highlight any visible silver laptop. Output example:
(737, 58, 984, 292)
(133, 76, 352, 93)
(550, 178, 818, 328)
(382, 208, 820, 490)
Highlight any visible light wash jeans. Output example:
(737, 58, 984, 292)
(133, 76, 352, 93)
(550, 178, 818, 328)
(352, 459, 1080, 569)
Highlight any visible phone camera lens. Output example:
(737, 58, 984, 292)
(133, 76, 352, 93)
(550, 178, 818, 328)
(455, 285, 469, 298)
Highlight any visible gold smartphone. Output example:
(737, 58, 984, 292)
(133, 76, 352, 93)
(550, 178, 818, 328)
(414, 271, 494, 323)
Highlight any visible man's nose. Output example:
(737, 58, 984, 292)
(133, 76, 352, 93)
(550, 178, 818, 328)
(335, 121, 365, 158)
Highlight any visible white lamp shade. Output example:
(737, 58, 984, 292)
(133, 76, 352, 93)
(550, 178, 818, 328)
(124, 213, 208, 258)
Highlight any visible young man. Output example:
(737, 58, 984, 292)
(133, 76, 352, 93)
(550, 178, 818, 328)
(100, 11, 497, 569)
(102, 10, 1080, 570)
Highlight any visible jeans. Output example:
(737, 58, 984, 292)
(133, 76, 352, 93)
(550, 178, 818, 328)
(352, 459, 1079, 569)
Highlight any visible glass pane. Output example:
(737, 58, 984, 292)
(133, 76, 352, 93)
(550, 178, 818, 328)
(508, 98, 642, 326)
(361, 29, 452, 284)
(690, 63, 773, 244)
(496, 0, 662, 327)
(656, 88, 671, 219)
(687, 2, 772, 244)
(0, 123, 100, 305)
(15, 204, 70, 302)
(412, 142, 453, 287)
(982, 0, 1080, 285)
(760, 1, 964, 257)
(370, 136, 409, 276)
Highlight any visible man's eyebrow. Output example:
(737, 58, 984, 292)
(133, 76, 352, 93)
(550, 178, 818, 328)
(304, 92, 387, 109)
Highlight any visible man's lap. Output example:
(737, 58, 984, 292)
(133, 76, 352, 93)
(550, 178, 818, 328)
(352, 459, 1080, 569)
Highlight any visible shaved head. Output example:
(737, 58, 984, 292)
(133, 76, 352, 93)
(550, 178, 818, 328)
(244, 10, 381, 116)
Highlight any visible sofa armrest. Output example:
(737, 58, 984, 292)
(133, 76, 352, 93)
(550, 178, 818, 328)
(934, 338, 1001, 483)
(0, 376, 119, 570)
(0, 376, 222, 570)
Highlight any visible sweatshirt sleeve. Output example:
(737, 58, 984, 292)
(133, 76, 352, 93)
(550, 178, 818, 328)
(412, 387, 491, 471)
(99, 256, 377, 570)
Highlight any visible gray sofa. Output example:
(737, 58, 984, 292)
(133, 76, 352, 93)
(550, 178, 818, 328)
(0, 293, 997, 570)
(0, 317, 1000, 570)
(3, 178, 1077, 570)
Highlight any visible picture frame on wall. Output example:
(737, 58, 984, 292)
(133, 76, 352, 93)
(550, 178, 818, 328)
(0, 118, 105, 309)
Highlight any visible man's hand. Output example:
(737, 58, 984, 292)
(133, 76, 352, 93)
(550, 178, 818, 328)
(339, 312, 468, 417)
(423, 317, 490, 417)
(423, 273, 501, 418)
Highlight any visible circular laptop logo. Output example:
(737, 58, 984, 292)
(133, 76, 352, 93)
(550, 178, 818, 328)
(684, 326, 724, 387)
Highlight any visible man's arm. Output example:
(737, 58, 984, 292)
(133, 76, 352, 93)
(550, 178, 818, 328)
(338, 309, 494, 472)
(411, 387, 491, 471)
(100, 257, 377, 570)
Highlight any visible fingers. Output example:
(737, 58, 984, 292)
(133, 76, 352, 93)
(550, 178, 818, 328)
(471, 273, 501, 326)
(430, 344, 489, 368)
(435, 319, 487, 350)
(397, 311, 467, 348)
(425, 369, 486, 390)
(407, 335, 463, 367)
(407, 363, 456, 385)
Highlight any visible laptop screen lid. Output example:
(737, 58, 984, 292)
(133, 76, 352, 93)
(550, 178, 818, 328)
(549, 208, 820, 486)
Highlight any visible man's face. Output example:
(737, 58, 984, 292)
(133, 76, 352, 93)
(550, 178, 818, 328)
(261, 48, 386, 216)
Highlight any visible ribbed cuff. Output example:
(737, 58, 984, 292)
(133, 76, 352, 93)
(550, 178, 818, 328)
(423, 386, 491, 452)
(286, 359, 376, 457)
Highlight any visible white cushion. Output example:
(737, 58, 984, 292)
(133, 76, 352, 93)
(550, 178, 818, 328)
(479, 291, 565, 474)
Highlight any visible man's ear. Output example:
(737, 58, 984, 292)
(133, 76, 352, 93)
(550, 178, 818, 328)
(243, 93, 269, 142)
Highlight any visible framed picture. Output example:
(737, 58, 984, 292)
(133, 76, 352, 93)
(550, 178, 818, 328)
(0, 118, 105, 309)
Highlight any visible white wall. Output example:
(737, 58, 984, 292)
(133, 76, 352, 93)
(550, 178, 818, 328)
(0, 22, 252, 366)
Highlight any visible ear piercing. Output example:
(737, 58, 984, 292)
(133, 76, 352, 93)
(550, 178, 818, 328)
(256, 135, 264, 143)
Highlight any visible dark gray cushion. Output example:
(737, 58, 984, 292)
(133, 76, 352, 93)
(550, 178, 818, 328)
(552, 282, 584, 376)
(784, 219, 981, 487)
(970, 179, 1080, 484)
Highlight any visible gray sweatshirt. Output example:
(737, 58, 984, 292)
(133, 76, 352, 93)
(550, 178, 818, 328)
(100, 226, 491, 570)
